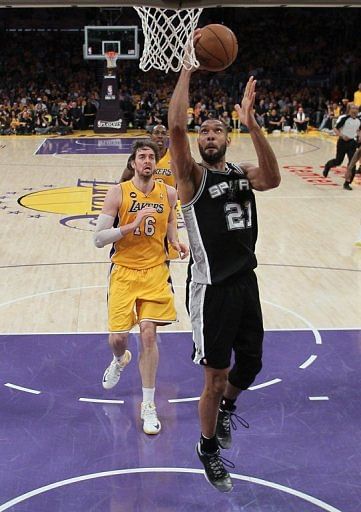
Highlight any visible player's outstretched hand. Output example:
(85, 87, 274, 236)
(235, 76, 259, 131)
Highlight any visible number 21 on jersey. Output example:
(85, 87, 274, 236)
(225, 202, 252, 230)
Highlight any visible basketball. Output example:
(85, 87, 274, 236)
(195, 24, 238, 72)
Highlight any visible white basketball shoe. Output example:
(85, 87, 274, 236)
(141, 401, 161, 435)
(102, 351, 132, 390)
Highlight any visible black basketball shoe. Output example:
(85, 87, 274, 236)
(196, 442, 234, 493)
(216, 406, 249, 449)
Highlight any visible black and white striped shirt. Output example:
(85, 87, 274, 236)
(335, 115, 361, 140)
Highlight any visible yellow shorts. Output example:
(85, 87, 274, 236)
(108, 263, 177, 332)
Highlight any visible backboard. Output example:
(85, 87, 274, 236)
(83, 25, 139, 60)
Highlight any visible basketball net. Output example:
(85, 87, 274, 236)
(134, 7, 203, 73)
(105, 51, 118, 70)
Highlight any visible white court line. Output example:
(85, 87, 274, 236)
(0, 467, 343, 512)
(0, 289, 323, 348)
(170, 378, 282, 402)
(168, 396, 200, 403)
(4, 383, 41, 395)
(0, 285, 105, 309)
(51, 153, 121, 163)
(309, 396, 329, 401)
(79, 398, 124, 404)
(74, 140, 127, 146)
(0, 285, 188, 311)
(169, 379, 283, 402)
(263, 300, 322, 345)
(32, 138, 46, 155)
(1, 327, 359, 336)
(248, 378, 282, 390)
(299, 355, 318, 369)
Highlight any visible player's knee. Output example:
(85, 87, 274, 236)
(140, 323, 157, 349)
(205, 370, 228, 396)
(109, 332, 127, 351)
(229, 357, 262, 390)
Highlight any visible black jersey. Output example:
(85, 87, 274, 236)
(182, 163, 258, 284)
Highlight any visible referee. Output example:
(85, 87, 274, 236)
(323, 103, 361, 190)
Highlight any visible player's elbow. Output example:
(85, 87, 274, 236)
(266, 176, 281, 190)
(270, 174, 281, 188)
(255, 174, 281, 191)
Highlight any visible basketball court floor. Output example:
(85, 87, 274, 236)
(0, 130, 360, 511)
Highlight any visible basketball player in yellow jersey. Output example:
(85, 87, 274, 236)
(94, 140, 188, 435)
(120, 124, 174, 186)
(151, 124, 175, 187)
(120, 124, 180, 260)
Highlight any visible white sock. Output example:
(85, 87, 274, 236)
(142, 387, 155, 404)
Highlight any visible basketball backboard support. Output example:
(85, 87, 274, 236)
(83, 26, 139, 60)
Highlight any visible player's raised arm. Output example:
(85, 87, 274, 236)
(236, 77, 281, 191)
(168, 34, 203, 204)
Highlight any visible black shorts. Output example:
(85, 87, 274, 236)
(186, 270, 264, 370)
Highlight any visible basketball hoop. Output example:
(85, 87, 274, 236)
(134, 7, 203, 73)
(105, 51, 118, 70)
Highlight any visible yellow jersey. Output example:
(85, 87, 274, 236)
(153, 148, 175, 188)
(112, 180, 171, 269)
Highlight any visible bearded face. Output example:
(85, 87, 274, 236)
(199, 141, 227, 166)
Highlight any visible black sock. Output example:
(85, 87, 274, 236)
(220, 397, 236, 412)
(200, 434, 218, 454)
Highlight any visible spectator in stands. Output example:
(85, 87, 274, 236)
(34, 98, 47, 113)
(340, 98, 349, 115)
(16, 109, 34, 135)
(332, 102, 341, 119)
(50, 99, 61, 126)
(82, 99, 97, 129)
(318, 103, 335, 132)
(266, 108, 283, 133)
(145, 110, 162, 133)
(69, 101, 82, 130)
(34, 109, 52, 134)
(280, 106, 293, 131)
(219, 111, 232, 132)
(294, 107, 309, 132)
(57, 108, 73, 135)
(193, 102, 207, 132)
(0, 106, 10, 134)
(231, 107, 240, 131)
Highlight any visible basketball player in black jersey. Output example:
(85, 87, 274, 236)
(168, 43, 281, 492)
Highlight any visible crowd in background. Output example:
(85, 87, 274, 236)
(0, 7, 361, 135)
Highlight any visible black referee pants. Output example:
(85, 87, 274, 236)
(324, 138, 357, 181)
